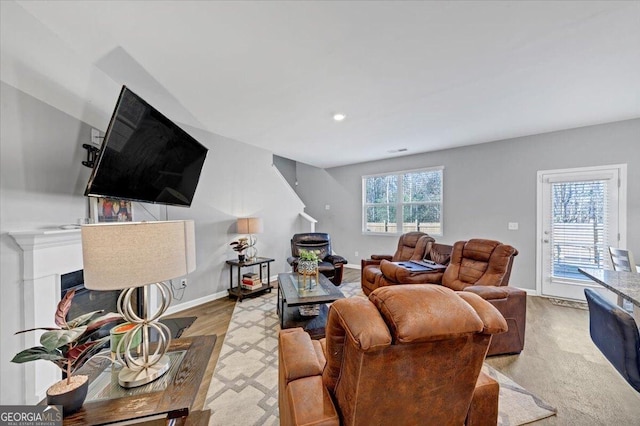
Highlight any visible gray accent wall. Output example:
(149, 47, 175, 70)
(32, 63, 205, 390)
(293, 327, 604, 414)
(294, 118, 640, 292)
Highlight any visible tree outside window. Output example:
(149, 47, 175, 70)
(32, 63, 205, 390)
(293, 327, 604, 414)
(362, 167, 443, 235)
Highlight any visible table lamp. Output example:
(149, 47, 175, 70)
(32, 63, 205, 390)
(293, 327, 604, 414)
(81, 220, 196, 388)
(237, 217, 263, 260)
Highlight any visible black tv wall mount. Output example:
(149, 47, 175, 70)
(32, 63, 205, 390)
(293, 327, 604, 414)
(82, 144, 100, 168)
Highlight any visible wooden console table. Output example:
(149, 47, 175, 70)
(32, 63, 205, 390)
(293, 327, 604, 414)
(62, 335, 215, 425)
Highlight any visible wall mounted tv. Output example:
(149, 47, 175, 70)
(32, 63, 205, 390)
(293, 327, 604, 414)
(85, 86, 208, 207)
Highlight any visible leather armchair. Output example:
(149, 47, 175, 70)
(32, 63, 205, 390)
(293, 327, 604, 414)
(360, 232, 435, 295)
(441, 239, 525, 356)
(279, 285, 507, 426)
(287, 233, 347, 285)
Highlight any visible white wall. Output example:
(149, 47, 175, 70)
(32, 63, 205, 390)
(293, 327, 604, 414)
(295, 119, 640, 292)
(0, 2, 308, 404)
(0, 81, 305, 404)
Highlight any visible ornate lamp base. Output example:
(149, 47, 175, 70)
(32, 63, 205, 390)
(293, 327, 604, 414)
(116, 282, 172, 388)
(118, 354, 171, 388)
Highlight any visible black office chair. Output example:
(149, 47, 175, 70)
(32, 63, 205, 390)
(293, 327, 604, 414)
(584, 288, 640, 392)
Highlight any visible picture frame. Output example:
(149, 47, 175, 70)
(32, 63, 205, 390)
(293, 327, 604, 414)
(90, 197, 134, 223)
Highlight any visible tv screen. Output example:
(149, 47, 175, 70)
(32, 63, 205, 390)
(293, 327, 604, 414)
(85, 86, 208, 207)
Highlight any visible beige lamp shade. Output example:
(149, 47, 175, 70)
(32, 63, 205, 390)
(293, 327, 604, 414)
(237, 217, 263, 234)
(81, 220, 196, 290)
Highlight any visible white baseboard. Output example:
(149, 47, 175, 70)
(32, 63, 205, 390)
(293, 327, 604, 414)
(520, 287, 539, 296)
(163, 274, 279, 316)
(164, 289, 228, 316)
(345, 263, 361, 270)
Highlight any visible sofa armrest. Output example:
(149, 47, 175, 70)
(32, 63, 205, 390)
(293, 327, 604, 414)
(326, 254, 347, 265)
(463, 286, 509, 300)
(284, 376, 340, 426)
(361, 259, 381, 271)
(279, 329, 324, 384)
(466, 371, 499, 426)
(464, 285, 525, 301)
(370, 254, 393, 261)
(379, 259, 443, 284)
(287, 256, 299, 267)
(455, 291, 508, 335)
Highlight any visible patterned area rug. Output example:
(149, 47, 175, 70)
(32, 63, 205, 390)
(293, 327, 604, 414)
(205, 282, 556, 425)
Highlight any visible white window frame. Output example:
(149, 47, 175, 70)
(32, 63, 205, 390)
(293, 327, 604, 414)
(362, 166, 444, 236)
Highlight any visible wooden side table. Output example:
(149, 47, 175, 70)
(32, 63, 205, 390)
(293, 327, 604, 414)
(226, 257, 275, 301)
(61, 335, 216, 425)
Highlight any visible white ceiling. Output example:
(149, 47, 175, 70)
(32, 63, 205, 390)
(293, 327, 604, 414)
(10, 1, 640, 168)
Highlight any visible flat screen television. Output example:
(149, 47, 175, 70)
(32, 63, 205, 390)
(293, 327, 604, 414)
(85, 86, 208, 207)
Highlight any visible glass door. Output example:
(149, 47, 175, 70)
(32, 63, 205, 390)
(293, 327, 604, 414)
(538, 165, 626, 300)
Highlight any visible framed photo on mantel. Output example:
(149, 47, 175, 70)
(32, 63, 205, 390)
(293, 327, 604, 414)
(90, 197, 133, 223)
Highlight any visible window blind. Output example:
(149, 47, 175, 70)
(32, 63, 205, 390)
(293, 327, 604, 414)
(549, 179, 610, 279)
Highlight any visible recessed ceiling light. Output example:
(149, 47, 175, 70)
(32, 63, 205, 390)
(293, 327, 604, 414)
(333, 113, 346, 122)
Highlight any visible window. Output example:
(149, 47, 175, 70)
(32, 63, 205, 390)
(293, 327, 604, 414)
(550, 179, 610, 279)
(362, 167, 443, 235)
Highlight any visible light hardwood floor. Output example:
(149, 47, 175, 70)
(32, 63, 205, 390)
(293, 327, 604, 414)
(165, 292, 236, 411)
(168, 268, 640, 424)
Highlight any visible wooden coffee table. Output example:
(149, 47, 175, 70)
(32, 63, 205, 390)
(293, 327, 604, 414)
(277, 272, 344, 339)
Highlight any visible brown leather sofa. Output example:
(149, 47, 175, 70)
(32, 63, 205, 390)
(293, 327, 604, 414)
(372, 239, 525, 356)
(360, 232, 436, 296)
(441, 239, 525, 356)
(279, 285, 507, 426)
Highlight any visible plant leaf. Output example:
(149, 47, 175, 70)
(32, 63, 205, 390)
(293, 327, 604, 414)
(55, 289, 75, 327)
(11, 347, 63, 364)
(14, 327, 60, 335)
(40, 327, 87, 351)
(67, 310, 103, 328)
(65, 340, 99, 364)
(67, 337, 109, 372)
(86, 312, 122, 333)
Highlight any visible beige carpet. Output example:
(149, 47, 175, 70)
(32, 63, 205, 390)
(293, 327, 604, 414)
(205, 282, 556, 425)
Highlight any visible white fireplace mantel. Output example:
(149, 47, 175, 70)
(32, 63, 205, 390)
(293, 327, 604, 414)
(9, 228, 84, 404)
(10, 227, 81, 250)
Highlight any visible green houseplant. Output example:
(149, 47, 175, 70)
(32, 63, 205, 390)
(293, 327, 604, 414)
(297, 249, 320, 282)
(297, 249, 321, 314)
(12, 289, 121, 414)
(298, 249, 320, 263)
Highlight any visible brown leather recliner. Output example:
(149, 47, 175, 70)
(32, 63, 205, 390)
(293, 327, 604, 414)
(279, 285, 507, 426)
(441, 239, 525, 356)
(360, 232, 435, 295)
(374, 239, 525, 356)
